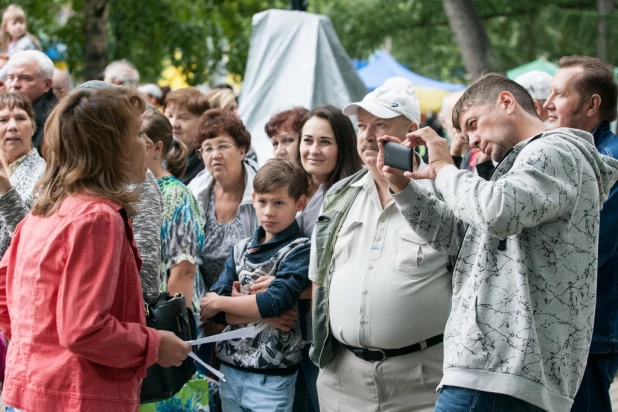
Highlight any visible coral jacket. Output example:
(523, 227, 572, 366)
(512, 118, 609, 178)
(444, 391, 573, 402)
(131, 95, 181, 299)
(0, 195, 160, 412)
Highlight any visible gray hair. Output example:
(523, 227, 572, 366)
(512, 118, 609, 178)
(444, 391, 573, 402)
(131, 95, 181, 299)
(5, 50, 54, 80)
(103, 59, 140, 86)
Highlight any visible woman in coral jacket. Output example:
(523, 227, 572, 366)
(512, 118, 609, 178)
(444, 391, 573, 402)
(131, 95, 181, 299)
(0, 87, 192, 412)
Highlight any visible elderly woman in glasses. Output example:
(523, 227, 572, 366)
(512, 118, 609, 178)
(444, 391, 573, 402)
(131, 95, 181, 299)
(188, 108, 258, 292)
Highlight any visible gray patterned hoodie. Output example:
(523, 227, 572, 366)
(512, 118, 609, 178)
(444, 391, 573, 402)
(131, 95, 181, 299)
(392, 128, 618, 412)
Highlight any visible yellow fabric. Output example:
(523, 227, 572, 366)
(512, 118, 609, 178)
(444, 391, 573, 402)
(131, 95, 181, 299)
(413, 87, 451, 114)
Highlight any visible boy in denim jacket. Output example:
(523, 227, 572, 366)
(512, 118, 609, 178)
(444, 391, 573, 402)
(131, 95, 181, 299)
(200, 159, 311, 411)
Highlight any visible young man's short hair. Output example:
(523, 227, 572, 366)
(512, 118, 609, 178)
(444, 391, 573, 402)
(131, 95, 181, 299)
(452, 74, 537, 131)
(253, 159, 308, 201)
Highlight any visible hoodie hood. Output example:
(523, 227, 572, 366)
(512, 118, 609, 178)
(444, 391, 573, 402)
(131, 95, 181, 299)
(548, 127, 618, 205)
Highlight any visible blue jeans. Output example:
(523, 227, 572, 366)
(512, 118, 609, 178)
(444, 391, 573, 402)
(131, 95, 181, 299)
(219, 364, 297, 412)
(571, 352, 618, 412)
(5, 407, 24, 412)
(434, 386, 544, 412)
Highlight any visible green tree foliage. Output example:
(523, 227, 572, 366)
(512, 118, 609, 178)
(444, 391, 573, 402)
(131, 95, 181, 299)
(312, 0, 616, 82)
(4, 0, 287, 84)
(4, 0, 617, 84)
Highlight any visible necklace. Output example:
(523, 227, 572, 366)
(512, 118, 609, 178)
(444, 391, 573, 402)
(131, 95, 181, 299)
(381, 197, 393, 207)
(214, 181, 244, 223)
(215, 192, 243, 223)
(217, 200, 241, 223)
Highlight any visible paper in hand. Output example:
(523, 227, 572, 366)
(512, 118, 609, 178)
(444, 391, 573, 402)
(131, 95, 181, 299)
(187, 326, 256, 346)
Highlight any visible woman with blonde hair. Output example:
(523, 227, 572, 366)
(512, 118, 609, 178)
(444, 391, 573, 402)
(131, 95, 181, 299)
(205, 87, 238, 117)
(0, 87, 191, 412)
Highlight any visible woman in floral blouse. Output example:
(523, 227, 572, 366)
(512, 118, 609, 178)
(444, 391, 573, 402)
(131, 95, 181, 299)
(141, 108, 204, 310)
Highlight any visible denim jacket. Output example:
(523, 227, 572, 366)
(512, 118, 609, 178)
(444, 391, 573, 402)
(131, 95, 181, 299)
(591, 121, 618, 353)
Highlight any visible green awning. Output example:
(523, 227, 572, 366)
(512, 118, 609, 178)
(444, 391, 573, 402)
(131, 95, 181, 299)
(506, 59, 558, 80)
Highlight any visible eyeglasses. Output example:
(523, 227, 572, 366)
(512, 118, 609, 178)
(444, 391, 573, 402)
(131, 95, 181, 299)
(198, 143, 236, 156)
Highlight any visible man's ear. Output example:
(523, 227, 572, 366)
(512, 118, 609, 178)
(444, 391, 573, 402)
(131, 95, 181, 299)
(43, 78, 52, 93)
(586, 94, 602, 118)
(498, 91, 516, 114)
(296, 194, 307, 212)
(408, 121, 419, 134)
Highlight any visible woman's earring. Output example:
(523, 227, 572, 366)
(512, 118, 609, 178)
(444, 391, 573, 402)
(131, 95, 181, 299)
(153, 156, 159, 161)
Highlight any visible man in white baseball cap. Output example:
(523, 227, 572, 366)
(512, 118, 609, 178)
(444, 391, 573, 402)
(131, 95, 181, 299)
(515, 70, 553, 122)
(309, 84, 452, 411)
(343, 83, 421, 123)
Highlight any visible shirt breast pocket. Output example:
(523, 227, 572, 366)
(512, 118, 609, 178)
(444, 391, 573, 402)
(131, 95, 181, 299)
(395, 227, 427, 277)
(332, 221, 362, 271)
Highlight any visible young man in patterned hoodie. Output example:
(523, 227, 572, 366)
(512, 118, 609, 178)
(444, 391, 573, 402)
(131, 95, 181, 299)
(378, 75, 618, 412)
(200, 159, 311, 411)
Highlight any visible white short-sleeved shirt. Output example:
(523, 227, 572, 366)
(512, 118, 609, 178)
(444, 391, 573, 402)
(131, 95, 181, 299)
(310, 172, 451, 349)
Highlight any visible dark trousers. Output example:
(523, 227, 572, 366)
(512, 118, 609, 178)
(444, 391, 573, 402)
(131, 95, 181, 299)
(571, 352, 618, 412)
(434, 386, 544, 412)
(292, 348, 320, 412)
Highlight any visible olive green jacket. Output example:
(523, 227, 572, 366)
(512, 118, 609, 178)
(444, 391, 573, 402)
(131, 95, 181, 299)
(309, 168, 368, 368)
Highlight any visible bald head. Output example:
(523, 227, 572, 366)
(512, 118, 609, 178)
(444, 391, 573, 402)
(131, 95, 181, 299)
(103, 60, 139, 86)
(52, 68, 71, 100)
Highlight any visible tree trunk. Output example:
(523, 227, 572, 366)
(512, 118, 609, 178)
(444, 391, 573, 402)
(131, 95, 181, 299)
(290, 0, 307, 11)
(442, 0, 502, 80)
(84, 0, 109, 81)
(597, 0, 614, 61)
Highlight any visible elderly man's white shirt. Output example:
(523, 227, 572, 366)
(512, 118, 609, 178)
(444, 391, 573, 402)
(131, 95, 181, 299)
(309, 167, 451, 349)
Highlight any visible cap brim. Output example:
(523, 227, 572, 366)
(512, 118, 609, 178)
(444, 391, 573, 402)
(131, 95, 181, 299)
(343, 101, 400, 119)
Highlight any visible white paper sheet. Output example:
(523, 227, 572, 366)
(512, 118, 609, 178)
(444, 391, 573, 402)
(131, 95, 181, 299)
(187, 326, 256, 346)
(186, 326, 256, 383)
(189, 351, 226, 382)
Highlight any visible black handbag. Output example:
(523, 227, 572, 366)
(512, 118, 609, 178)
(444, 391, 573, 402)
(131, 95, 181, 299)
(140, 292, 197, 404)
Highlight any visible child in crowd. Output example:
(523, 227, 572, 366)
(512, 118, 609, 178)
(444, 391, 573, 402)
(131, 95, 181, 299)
(0, 4, 40, 65)
(200, 159, 311, 411)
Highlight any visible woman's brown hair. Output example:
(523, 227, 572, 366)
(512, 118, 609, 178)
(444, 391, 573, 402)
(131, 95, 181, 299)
(298, 104, 362, 191)
(32, 87, 145, 216)
(164, 87, 210, 117)
(196, 109, 251, 150)
(141, 108, 187, 179)
(0, 92, 35, 132)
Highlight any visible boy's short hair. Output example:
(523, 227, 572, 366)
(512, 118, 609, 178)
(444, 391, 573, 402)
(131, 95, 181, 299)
(253, 159, 308, 201)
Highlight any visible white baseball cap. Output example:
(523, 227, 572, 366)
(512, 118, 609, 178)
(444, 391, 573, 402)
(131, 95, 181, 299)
(515, 71, 553, 101)
(138, 83, 163, 99)
(343, 85, 421, 124)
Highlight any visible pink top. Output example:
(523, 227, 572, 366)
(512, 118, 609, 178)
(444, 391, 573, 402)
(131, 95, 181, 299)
(0, 195, 161, 412)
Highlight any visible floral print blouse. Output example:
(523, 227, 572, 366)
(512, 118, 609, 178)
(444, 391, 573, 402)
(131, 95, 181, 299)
(157, 175, 205, 310)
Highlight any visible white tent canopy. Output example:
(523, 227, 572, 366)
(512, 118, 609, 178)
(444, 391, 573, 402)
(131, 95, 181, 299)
(239, 9, 368, 164)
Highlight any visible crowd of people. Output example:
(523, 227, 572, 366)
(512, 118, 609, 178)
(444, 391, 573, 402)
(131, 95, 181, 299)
(0, 4, 615, 412)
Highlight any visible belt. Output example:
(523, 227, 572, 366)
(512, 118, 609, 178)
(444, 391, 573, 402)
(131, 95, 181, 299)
(343, 334, 443, 362)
